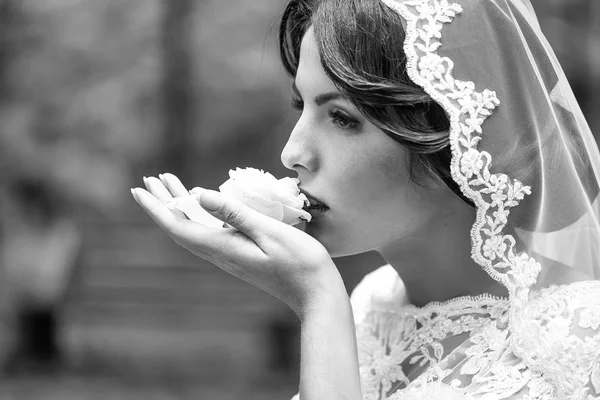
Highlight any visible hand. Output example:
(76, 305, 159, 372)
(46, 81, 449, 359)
(131, 173, 348, 318)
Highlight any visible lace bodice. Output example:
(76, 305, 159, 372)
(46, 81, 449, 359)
(290, 265, 600, 400)
(351, 266, 600, 400)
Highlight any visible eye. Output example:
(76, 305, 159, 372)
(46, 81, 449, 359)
(329, 109, 360, 130)
(290, 95, 304, 111)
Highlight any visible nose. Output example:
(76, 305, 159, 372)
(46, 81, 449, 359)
(280, 115, 317, 173)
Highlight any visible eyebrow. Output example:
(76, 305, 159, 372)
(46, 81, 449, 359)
(293, 81, 346, 106)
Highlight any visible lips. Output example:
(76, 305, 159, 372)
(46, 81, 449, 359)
(299, 188, 329, 211)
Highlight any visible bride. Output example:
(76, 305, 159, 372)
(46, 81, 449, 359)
(131, 0, 600, 399)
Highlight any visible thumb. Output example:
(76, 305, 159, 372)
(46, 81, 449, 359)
(198, 190, 276, 238)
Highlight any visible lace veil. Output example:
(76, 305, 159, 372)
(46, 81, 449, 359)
(377, 0, 600, 307)
(371, 0, 600, 395)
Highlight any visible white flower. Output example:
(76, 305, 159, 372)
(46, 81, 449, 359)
(462, 325, 508, 375)
(418, 53, 446, 81)
(166, 167, 311, 227)
(465, 116, 484, 134)
(579, 306, 600, 330)
(489, 174, 508, 191)
(456, 80, 475, 94)
(460, 149, 484, 178)
(218, 167, 311, 226)
(422, 20, 442, 39)
(458, 95, 478, 114)
(510, 180, 532, 202)
(510, 253, 541, 288)
(416, 4, 435, 19)
(482, 236, 507, 261)
(481, 89, 501, 110)
(490, 192, 507, 208)
(492, 209, 509, 225)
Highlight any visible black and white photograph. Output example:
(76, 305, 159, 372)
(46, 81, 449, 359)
(0, 0, 599, 399)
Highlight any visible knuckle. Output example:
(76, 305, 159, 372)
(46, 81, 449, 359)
(224, 206, 247, 226)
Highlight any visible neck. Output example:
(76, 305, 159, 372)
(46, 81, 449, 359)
(376, 196, 507, 308)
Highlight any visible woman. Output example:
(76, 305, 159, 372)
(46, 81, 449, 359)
(131, 0, 600, 398)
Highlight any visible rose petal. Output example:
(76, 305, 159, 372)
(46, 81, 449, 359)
(229, 168, 280, 201)
(276, 177, 301, 196)
(215, 167, 310, 226)
(165, 194, 223, 228)
(244, 196, 285, 221)
(230, 167, 278, 189)
(281, 204, 312, 225)
(219, 179, 249, 201)
(297, 193, 310, 207)
(224, 176, 273, 202)
(269, 189, 304, 209)
(271, 178, 307, 208)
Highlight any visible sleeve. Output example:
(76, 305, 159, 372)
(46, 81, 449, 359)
(288, 265, 407, 400)
(349, 264, 408, 324)
(511, 280, 600, 399)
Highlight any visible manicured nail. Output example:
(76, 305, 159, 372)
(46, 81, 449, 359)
(130, 188, 138, 200)
(200, 191, 223, 211)
(190, 187, 205, 195)
(143, 176, 148, 186)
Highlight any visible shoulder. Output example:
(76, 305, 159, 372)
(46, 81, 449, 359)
(513, 280, 600, 398)
(349, 264, 408, 324)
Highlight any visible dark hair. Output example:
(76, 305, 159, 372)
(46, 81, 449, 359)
(279, 0, 474, 207)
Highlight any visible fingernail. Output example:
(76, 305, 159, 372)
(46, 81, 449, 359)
(200, 191, 223, 211)
(158, 173, 165, 181)
(143, 176, 148, 186)
(130, 188, 138, 200)
(190, 187, 205, 195)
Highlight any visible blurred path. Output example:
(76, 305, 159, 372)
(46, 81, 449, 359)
(1, 209, 299, 399)
(0, 201, 380, 399)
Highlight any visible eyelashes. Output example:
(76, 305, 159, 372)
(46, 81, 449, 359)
(329, 109, 359, 130)
(291, 95, 304, 111)
(290, 95, 360, 131)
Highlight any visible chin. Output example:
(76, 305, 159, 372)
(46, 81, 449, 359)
(303, 219, 336, 255)
(303, 220, 368, 258)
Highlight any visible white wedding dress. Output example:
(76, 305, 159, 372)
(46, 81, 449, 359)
(350, 265, 600, 400)
(291, 266, 600, 400)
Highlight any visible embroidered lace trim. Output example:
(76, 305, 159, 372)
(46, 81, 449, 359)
(357, 280, 600, 400)
(379, 0, 539, 299)
(356, 294, 510, 399)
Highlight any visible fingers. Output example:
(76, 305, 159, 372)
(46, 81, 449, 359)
(132, 187, 260, 261)
(132, 187, 179, 231)
(135, 175, 288, 251)
(198, 190, 281, 241)
(144, 173, 190, 219)
(143, 176, 174, 201)
(159, 173, 190, 197)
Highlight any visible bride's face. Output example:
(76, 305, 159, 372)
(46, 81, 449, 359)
(281, 28, 452, 257)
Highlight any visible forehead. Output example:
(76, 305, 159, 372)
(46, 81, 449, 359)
(296, 27, 337, 92)
(299, 27, 320, 64)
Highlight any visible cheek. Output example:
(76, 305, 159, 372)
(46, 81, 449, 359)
(314, 151, 417, 255)
(341, 148, 410, 216)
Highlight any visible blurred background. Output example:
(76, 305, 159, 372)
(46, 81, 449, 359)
(0, 0, 598, 399)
